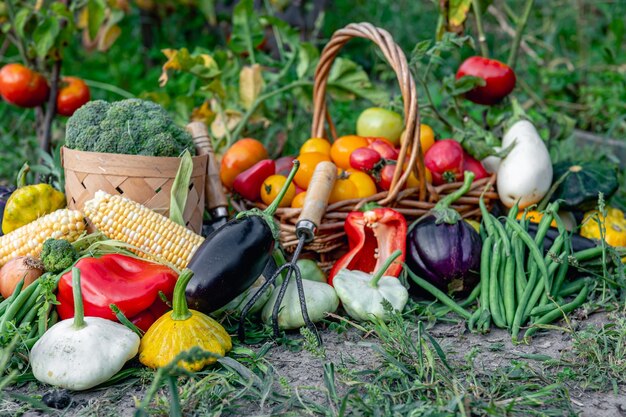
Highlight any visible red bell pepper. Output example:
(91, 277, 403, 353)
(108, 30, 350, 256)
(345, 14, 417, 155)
(328, 208, 407, 286)
(233, 159, 276, 201)
(56, 254, 178, 332)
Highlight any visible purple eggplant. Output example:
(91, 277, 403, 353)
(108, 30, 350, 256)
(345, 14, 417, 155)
(406, 172, 482, 296)
(0, 185, 15, 236)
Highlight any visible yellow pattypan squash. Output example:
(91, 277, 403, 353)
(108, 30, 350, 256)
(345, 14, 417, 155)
(139, 269, 232, 371)
(580, 207, 626, 248)
(2, 164, 66, 234)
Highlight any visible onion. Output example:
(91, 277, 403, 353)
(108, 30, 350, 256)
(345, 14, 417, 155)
(0, 256, 44, 298)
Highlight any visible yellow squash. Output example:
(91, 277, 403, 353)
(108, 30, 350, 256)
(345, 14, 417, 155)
(2, 165, 66, 234)
(139, 269, 232, 371)
(581, 207, 626, 248)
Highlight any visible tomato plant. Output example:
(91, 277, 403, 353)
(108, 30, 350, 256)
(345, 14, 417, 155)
(56, 77, 90, 117)
(0, 64, 49, 108)
(220, 138, 269, 188)
(356, 107, 403, 145)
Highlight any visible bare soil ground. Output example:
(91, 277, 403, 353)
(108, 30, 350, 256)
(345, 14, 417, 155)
(3, 311, 624, 417)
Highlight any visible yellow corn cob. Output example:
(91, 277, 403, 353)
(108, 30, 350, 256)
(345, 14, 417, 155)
(0, 209, 86, 266)
(84, 191, 205, 270)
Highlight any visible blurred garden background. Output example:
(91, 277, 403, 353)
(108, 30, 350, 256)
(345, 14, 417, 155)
(1, 0, 624, 196)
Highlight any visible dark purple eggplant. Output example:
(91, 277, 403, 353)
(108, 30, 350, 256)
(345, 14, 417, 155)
(406, 172, 482, 296)
(185, 161, 299, 314)
(0, 185, 15, 236)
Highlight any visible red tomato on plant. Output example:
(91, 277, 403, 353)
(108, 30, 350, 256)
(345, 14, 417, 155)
(0, 63, 49, 108)
(456, 56, 516, 105)
(424, 140, 464, 185)
(350, 147, 382, 172)
(462, 153, 489, 180)
(56, 76, 90, 116)
(232, 159, 275, 201)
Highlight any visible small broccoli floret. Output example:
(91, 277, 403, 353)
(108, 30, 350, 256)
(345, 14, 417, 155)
(64, 98, 194, 157)
(40, 238, 79, 273)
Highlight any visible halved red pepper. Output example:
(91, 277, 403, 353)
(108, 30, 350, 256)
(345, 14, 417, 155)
(233, 159, 275, 201)
(328, 208, 407, 286)
(56, 254, 178, 332)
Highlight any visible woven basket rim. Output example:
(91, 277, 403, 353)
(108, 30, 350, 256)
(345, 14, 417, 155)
(61, 146, 208, 177)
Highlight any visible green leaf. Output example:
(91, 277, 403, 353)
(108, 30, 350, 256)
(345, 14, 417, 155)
(296, 42, 319, 79)
(327, 57, 387, 105)
(169, 150, 194, 227)
(448, 0, 472, 27)
(14, 8, 31, 38)
(51, 2, 73, 22)
(450, 74, 486, 95)
(198, 0, 216, 25)
(33, 17, 60, 59)
(87, 0, 106, 41)
(229, 0, 264, 55)
(410, 40, 432, 64)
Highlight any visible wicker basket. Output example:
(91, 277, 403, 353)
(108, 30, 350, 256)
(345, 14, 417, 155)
(232, 23, 497, 265)
(61, 147, 208, 234)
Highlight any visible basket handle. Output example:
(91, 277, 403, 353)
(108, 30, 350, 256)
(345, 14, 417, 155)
(311, 22, 426, 203)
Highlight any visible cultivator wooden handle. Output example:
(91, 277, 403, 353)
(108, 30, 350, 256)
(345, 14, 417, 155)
(187, 122, 228, 212)
(297, 161, 337, 242)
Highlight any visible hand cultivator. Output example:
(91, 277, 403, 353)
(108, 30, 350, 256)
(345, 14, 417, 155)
(239, 161, 337, 344)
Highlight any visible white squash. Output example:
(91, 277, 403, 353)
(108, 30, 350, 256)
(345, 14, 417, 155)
(497, 120, 552, 208)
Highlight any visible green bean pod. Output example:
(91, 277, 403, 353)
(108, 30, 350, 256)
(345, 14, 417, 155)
(524, 284, 589, 339)
(558, 279, 589, 297)
(505, 218, 551, 296)
(406, 269, 472, 320)
(503, 255, 516, 327)
(489, 239, 506, 328)
(513, 236, 527, 305)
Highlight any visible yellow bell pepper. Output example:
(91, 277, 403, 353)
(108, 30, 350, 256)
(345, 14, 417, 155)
(2, 165, 66, 234)
(580, 207, 626, 248)
(139, 269, 232, 371)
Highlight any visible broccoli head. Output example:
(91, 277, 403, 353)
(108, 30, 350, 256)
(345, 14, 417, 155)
(40, 238, 79, 273)
(65, 98, 195, 157)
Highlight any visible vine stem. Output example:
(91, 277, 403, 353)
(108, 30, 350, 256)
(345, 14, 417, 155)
(471, 0, 489, 57)
(507, 0, 535, 70)
(229, 80, 311, 144)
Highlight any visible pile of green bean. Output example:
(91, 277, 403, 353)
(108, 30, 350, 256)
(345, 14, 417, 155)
(471, 199, 599, 341)
(0, 274, 59, 348)
(409, 198, 606, 343)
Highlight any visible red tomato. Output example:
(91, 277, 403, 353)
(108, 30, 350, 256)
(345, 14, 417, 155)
(56, 76, 90, 116)
(275, 155, 296, 176)
(350, 147, 382, 172)
(367, 138, 399, 160)
(462, 153, 489, 180)
(456, 56, 516, 105)
(377, 164, 396, 191)
(232, 159, 275, 201)
(0, 63, 49, 108)
(424, 140, 465, 185)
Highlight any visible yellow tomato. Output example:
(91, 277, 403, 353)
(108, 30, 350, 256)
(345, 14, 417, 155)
(300, 137, 331, 156)
(294, 152, 331, 190)
(330, 135, 369, 170)
(405, 166, 432, 189)
(346, 170, 377, 198)
(291, 192, 306, 208)
(400, 123, 436, 154)
(260, 175, 296, 207)
(328, 170, 359, 204)
(516, 210, 557, 227)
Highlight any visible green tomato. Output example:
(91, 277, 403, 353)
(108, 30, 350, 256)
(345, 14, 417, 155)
(296, 259, 326, 283)
(356, 107, 403, 146)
